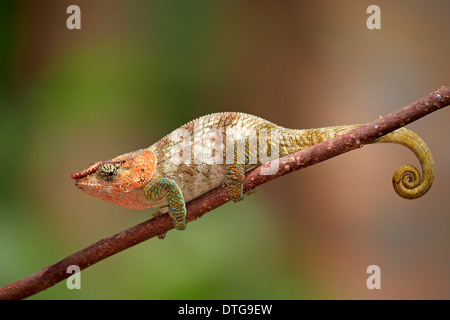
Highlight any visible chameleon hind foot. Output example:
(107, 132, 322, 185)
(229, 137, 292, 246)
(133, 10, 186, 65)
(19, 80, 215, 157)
(225, 164, 246, 202)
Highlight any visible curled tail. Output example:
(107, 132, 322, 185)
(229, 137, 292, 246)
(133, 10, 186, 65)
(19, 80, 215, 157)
(371, 127, 434, 199)
(284, 124, 434, 199)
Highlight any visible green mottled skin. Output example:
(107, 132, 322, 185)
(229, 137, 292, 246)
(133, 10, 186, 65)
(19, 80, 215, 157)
(146, 178, 186, 230)
(73, 112, 435, 231)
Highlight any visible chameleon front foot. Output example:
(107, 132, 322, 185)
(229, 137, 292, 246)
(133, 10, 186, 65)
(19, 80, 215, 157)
(145, 178, 187, 230)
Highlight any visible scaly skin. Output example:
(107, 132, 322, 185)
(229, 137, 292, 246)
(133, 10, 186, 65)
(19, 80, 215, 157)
(72, 112, 435, 230)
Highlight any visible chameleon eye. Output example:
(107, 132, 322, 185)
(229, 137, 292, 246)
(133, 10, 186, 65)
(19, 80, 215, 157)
(97, 163, 118, 181)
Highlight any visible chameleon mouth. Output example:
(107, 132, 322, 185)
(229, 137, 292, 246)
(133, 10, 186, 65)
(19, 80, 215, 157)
(74, 180, 83, 189)
(74, 179, 106, 191)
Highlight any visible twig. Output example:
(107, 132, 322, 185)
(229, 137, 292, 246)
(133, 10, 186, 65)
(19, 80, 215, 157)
(0, 87, 448, 300)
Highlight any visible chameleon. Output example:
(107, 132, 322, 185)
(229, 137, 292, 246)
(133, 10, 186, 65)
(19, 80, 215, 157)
(71, 112, 434, 231)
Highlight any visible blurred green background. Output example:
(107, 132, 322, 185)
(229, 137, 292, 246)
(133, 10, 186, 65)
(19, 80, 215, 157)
(0, 0, 449, 299)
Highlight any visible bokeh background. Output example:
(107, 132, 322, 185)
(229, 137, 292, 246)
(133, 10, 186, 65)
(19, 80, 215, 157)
(0, 0, 448, 299)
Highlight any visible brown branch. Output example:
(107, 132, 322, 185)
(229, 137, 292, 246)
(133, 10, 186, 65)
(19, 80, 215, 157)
(1, 87, 449, 300)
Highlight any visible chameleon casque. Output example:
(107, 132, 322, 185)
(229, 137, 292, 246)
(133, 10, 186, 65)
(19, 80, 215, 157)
(71, 112, 434, 231)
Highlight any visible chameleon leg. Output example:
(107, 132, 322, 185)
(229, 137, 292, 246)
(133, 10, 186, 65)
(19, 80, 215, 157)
(145, 178, 186, 230)
(225, 164, 246, 202)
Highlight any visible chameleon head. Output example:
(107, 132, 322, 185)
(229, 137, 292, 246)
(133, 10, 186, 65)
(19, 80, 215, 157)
(71, 149, 157, 209)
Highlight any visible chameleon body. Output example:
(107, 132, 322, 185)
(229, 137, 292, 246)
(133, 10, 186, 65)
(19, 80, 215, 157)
(72, 112, 435, 231)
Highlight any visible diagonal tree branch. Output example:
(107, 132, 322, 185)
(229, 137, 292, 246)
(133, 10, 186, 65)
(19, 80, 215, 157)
(0, 87, 449, 300)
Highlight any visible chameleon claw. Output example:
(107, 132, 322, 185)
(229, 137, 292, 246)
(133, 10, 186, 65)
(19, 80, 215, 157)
(150, 209, 164, 220)
(244, 187, 257, 197)
(157, 232, 167, 240)
(171, 216, 186, 230)
(228, 192, 244, 202)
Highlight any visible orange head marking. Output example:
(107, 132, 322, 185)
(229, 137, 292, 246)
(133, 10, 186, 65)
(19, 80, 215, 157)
(71, 149, 157, 209)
